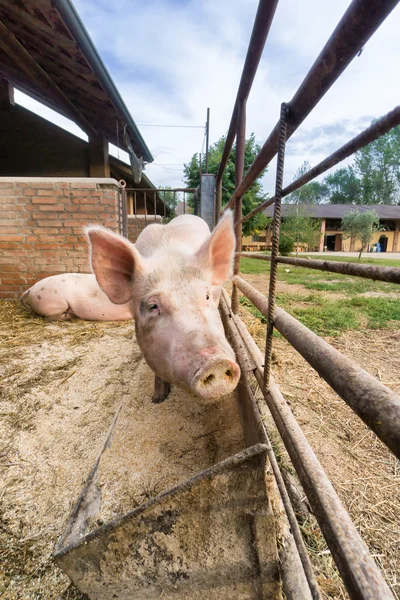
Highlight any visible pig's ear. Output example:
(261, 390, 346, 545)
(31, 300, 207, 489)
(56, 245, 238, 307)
(86, 227, 144, 304)
(195, 210, 236, 285)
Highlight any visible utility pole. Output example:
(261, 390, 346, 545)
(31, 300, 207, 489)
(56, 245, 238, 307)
(205, 107, 210, 173)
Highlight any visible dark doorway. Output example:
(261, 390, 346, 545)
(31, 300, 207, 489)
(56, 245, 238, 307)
(379, 235, 388, 252)
(326, 235, 336, 251)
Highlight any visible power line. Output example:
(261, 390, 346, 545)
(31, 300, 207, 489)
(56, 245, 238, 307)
(137, 124, 204, 129)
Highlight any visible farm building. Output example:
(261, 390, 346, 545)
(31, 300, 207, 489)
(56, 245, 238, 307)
(0, 0, 168, 298)
(243, 204, 400, 252)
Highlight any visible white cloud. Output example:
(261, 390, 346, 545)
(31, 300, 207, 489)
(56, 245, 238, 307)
(15, 0, 400, 194)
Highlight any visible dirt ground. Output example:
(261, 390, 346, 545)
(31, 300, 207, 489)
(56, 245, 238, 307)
(238, 274, 400, 600)
(0, 301, 246, 600)
(1, 289, 399, 600)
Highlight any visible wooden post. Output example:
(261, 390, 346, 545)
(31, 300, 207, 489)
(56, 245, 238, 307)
(319, 218, 326, 252)
(152, 375, 171, 404)
(0, 79, 14, 111)
(89, 136, 110, 177)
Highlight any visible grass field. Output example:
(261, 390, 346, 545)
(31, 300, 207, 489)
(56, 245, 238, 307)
(239, 255, 400, 336)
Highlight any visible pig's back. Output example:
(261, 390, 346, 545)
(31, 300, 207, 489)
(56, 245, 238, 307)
(135, 215, 210, 257)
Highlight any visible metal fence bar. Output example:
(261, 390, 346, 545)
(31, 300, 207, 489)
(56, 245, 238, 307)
(153, 191, 156, 221)
(264, 103, 288, 386)
(215, 0, 279, 219)
(232, 99, 247, 313)
(144, 191, 147, 223)
(225, 0, 400, 210)
(238, 252, 400, 284)
(220, 290, 322, 600)
(234, 275, 400, 459)
(183, 192, 186, 215)
(124, 188, 197, 193)
(241, 105, 400, 223)
(219, 291, 394, 599)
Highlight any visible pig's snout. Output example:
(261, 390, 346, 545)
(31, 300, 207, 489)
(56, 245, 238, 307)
(191, 355, 240, 400)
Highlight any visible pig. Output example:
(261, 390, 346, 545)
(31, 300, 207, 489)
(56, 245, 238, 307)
(86, 211, 240, 400)
(20, 273, 133, 321)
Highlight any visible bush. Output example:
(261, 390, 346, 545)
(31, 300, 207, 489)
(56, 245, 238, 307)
(279, 234, 294, 256)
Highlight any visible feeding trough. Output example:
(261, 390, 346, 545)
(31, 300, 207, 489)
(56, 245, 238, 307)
(53, 349, 308, 600)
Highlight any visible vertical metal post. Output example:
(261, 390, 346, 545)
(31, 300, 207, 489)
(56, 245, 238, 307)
(154, 191, 156, 221)
(173, 191, 176, 215)
(163, 191, 166, 220)
(193, 189, 198, 216)
(183, 192, 186, 215)
(144, 191, 147, 223)
(134, 190, 137, 216)
(205, 108, 210, 174)
(215, 177, 222, 225)
(264, 103, 288, 387)
(231, 99, 246, 314)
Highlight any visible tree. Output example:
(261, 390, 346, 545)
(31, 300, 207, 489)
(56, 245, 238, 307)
(280, 205, 321, 256)
(341, 209, 380, 260)
(353, 125, 400, 205)
(183, 133, 268, 236)
(286, 161, 328, 204)
(324, 167, 360, 204)
(320, 123, 400, 205)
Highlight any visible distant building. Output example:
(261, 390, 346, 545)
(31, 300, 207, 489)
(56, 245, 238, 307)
(242, 204, 400, 253)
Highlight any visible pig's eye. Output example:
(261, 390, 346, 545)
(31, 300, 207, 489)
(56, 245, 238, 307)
(206, 293, 210, 301)
(147, 302, 159, 312)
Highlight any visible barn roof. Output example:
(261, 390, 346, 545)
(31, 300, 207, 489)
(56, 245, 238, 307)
(264, 204, 400, 219)
(0, 0, 153, 162)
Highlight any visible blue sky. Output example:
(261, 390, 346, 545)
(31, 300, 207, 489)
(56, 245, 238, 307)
(16, 0, 400, 194)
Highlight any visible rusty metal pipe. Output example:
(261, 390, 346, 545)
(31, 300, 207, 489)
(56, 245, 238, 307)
(234, 275, 400, 459)
(226, 0, 400, 209)
(232, 99, 247, 313)
(221, 291, 322, 600)
(216, 0, 279, 187)
(240, 105, 400, 223)
(238, 252, 400, 285)
(220, 292, 394, 599)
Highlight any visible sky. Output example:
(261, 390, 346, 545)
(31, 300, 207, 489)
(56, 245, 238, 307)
(16, 0, 400, 195)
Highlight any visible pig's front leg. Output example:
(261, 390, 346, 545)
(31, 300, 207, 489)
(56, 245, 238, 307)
(152, 375, 171, 404)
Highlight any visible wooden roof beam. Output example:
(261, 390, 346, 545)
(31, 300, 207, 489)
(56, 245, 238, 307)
(0, 20, 97, 136)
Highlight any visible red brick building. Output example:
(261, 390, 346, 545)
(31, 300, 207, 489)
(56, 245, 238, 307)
(0, 0, 166, 298)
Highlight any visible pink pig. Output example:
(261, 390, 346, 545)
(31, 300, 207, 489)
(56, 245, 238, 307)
(20, 273, 133, 321)
(87, 211, 240, 400)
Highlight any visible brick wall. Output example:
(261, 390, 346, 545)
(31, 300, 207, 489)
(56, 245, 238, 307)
(127, 214, 163, 244)
(0, 178, 120, 298)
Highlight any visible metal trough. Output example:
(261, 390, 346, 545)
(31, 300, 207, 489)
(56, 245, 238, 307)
(53, 355, 309, 599)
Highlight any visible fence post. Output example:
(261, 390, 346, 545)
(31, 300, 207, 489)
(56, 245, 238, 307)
(200, 174, 215, 229)
(231, 98, 247, 313)
(264, 102, 288, 387)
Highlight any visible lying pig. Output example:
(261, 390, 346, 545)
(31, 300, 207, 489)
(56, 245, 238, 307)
(86, 211, 240, 400)
(20, 273, 133, 321)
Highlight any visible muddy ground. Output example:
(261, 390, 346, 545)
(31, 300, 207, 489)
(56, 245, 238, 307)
(1, 288, 399, 600)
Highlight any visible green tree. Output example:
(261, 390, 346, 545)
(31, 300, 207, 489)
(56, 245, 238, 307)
(183, 133, 268, 236)
(324, 166, 361, 204)
(353, 125, 400, 205)
(281, 205, 321, 256)
(286, 161, 328, 204)
(341, 209, 380, 260)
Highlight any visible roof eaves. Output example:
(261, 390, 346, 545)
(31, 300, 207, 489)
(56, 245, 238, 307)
(53, 0, 154, 163)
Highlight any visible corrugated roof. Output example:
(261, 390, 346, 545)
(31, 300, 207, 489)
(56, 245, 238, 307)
(263, 204, 400, 219)
(0, 0, 153, 162)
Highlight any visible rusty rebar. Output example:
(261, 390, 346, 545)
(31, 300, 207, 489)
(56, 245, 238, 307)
(240, 105, 400, 224)
(226, 0, 399, 210)
(238, 252, 400, 285)
(215, 0, 279, 191)
(264, 103, 288, 387)
(234, 275, 400, 459)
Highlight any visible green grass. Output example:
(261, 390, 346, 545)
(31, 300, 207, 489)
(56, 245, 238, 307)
(238, 255, 400, 336)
